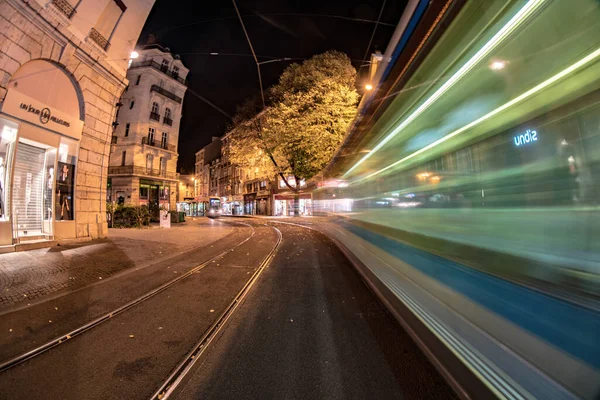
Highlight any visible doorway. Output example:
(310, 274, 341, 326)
(13, 142, 45, 237)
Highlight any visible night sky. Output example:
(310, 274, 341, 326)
(138, 0, 406, 172)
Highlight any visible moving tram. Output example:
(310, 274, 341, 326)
(205, 196, 222, 218)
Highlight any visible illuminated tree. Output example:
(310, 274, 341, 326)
(225, 51, 359, 216)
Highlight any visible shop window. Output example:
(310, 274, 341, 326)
(56, 137, 78, 221)
(139, 184, 149, 200)
(0, 119, 17, 221)
(160, 185, 170, 200)
(124, 123, 130, 137)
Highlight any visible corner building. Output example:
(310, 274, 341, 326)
(108, 45, 188, 212)
(0, 0, 154, 246)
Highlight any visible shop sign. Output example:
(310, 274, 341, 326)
(233, 195, 244, 201)
(513, 129, 538, 147)
(1, 90, 83, 140)
(257, 189, 270, 197)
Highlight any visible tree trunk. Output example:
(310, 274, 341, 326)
(293, 192, 300, 217)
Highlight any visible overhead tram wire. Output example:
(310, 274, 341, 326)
(358, 0, 388, 75)
(154, 13, 396, 36)
(232, 0, 266, 108)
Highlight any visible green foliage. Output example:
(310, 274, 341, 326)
(112, 205, 150, 228)
(225, 50, 359, 185)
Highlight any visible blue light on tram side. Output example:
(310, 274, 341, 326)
(513, 129, 538, 146)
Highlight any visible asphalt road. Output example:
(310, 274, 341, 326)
(0, 219, 455, 400)
(172, 221, 455, 400)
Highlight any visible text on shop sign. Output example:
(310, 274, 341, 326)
(513, 129, 537, 146)
(19, 103, 71, 128)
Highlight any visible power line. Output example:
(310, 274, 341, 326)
(232, 0, 266, 108)
(359, 0, 387, 76)
(154, 13, 395, 36)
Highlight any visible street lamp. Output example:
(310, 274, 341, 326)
(365, 83, 374, 91)
(128, 51, 139, 68)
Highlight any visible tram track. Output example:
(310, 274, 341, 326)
(150, 225, 282, 400)
(0, 220, 256, 374)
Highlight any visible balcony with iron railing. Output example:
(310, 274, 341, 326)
(163, 116, 173, 126)
(129, 60, 188, 86)
(108, 165, 177, 180)
(51, 0, 76, 19)
(149, 111, 161, 122)
(88, 28, 110, 51)
(151, 85, 182, 104)
(142, 136, 176, 152)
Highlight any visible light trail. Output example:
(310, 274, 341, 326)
(343, 0, 548, 177)
(350, 45, 600, 184)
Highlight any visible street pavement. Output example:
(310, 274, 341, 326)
(0, 219, 455, 399)
(0, 219, 245, 363)
(0, 218, 233, 309)
(173, 222, 455, 400)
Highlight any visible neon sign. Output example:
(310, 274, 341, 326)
(514, 129, 538, 146)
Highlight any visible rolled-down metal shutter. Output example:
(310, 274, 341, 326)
(13, 143, 44, 234)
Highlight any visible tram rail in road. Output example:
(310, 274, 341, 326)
(151, 226, 282, 400)
(0, 220, 257, 374)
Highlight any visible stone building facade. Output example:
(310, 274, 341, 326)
(108, 44, 188, 212)
(0, 0, 154, 246)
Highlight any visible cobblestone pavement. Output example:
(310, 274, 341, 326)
(0, 218, 233, 309)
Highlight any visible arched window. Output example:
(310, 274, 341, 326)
(151, 102, 159, 114)
(165, 108, 171, 119)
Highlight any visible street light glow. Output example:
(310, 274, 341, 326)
(490, 60, 506, 70)
(365, 84, 373, 91)
(130, 51, 139, 59)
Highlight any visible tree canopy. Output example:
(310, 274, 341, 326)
(225, 50, 359, 188)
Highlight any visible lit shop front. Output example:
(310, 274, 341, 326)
(274, 194, 312, 216)
(0, 60, 84, 245)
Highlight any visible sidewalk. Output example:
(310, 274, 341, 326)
(0, 218, 233, 310)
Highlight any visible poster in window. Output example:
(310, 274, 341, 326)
(56, 162, 75, 220)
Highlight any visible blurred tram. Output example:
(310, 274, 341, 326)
(319, 0, 600, 399)
(204, 197, 222, 218)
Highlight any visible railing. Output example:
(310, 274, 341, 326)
(142, 136, 176, 152)
(163, 116, 173, 126)
(129, 60, 187, 85)
(108, 165, 177, 180)
(88, 28, 110, 51)
(151, 85, 183, 104)
(149, 111, 161, 121)
(51, 0, 76, 19)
